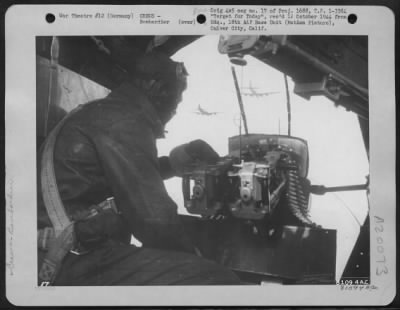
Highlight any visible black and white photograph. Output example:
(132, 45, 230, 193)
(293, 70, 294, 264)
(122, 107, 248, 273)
(5, 4, 396, 306)
(35, 34, 369, 286)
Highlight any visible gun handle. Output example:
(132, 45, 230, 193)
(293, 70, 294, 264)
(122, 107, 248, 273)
(182, 176, 191, 201)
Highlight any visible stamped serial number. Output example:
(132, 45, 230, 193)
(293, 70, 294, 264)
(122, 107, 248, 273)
(337, 279, 370, 285)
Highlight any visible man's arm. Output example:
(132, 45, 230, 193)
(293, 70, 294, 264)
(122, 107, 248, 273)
(93, 118, 195, 253)
(159, 139, 220, 180)
(158, 156, 175, 180)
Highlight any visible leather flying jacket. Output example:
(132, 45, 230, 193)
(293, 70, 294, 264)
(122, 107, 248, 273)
(37, 82, 195, 253)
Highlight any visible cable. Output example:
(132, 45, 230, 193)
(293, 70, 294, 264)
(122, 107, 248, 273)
(284, 74, 291, 136)
(231, 66, 249, 135)
(331, 192, 362, 228)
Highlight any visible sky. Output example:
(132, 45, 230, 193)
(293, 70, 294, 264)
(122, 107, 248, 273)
(156, 35, 370, 281)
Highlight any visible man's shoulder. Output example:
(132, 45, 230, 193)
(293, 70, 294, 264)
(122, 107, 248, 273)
(61, 92, 162, 139)
(73, 97, 141, 123)
(86, 96, 140, 112)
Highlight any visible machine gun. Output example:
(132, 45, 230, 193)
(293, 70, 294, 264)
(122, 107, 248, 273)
(181, 134, 336, 284)
(183, 133, 315, 227)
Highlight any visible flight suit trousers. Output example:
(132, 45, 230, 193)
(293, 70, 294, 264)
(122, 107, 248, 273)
(44, 240, 240, 285)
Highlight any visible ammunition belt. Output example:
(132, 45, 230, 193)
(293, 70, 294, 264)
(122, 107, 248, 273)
(286, 169, 317, 227)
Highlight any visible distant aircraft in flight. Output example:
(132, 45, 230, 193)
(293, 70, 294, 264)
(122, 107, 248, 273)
(242, 81, 280, 98)
(194, 104, 221, 116)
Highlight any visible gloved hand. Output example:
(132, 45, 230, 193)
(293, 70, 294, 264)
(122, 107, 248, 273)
(169, 139, 220, 177)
